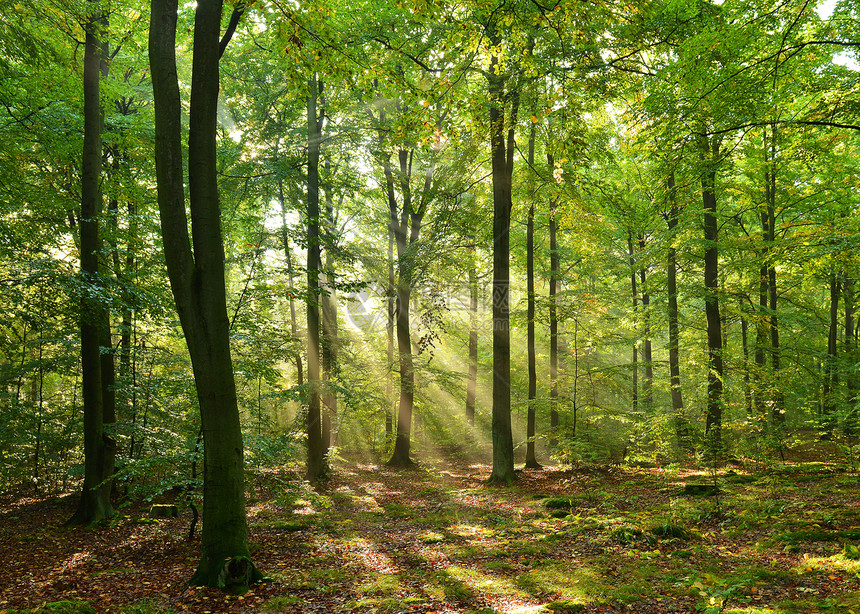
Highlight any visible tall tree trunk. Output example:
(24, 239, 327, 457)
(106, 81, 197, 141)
(639, 235, 653, 411)
(701, 139, 723, 452)
(389, 243, 415, 467)
(386, 222, 395, 436)
(845, 274, 857, 433)
(321, 251, 338, 449)
(524, 122, 540, 469)
(754, 227, 768, 418)
(823, 271, 840, 436)
(465, 235, 478, 426)
(305, 73, 325, 481)
(488, 53, 516, 484)
(628, 234, 638, 416)
(548, 154, 559, 449)
(665, 173, 687, 444)
(765, 125, 784, 424)
(149, 0, 261, 589)
(321, 167, 338, 452)
(386, 148, 431, 467)
(279, 180, 303, 389)
(385, 150, 415, 467)
(106, 143, 135, 451)
(68, 4, 114, 527)
(741, 313, 753, 416)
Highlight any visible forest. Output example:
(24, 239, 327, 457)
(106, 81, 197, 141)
(2, 0, 860, 611)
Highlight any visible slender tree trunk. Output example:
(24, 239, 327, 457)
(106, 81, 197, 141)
(764, 125, 784, 424)
(149, 0, 261, 589)
(305, 73, 325, 481)
(823, 271, 840, 436)
(106, 143, 135, 453)
(702, 140, 723, 451)
(639, 235, 653, 411)
(741, 313, 753, 416)
(387, 149, 431, 467)
(68, 4, 114, 526)
(754, 234, 768, 418)
(465, 235, 478, 426)
(524, 123, 540, 469)
(386, 150, 415, 467)
(389, 251, 415, 466)
(488, 53, 516, 484)
(279, 180, 303, 389)
(321, 257, 338, 449)
(628, 234, 639, 416)
(665, 173, 687, 444)
(386, 222, 395, 436)
(845, 274, 857, 433)
(34, 331, 43, 492)
(321, 170, 338, 451)
(548, 154, 559, 448)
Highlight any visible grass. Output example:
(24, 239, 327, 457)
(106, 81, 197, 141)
(262, 595, 304, 611)
(775, 528, 860, 543)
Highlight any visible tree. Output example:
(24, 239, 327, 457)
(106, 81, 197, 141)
(381, 144, 435, 467)
(524, 122, 541, 469)
(306, 72, 326, 482)
(664, 172, 689, 445)
(487, 42, 518, 485)
(67, 1, 115, 526)
(148, 0, 262, 590)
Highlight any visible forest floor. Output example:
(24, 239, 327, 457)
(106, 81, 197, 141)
(1, 453, 859, 614)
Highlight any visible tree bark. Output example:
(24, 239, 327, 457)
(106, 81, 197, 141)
(321, 164, 338, 452)
(524, 123, 540, 469)
(701, 139, 723, 452)
(845, 273, 857, 433)
(628, 234, 638, 416)
(278, 180, 303, 389)
(149, 0, 261, 590)
(822, 270, 840, 435)
(754, 214, 769, 418)
(665, 173, 688, 444)
(386, 148, 431, 467)
(741, 313, 753, 415)
(764, 125, 784, 424)
(386, 222, 395, 436)
(465, 235, 478, 426)
(548, 154, 559, 449)
(68, 4, 114, 527)
(488, 53, 516, 484)
(639, 235, 653, 412)
(385, 150, 414, 467)
(305, 73, 325, 482)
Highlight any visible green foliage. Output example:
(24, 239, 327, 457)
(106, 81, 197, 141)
(776, 528, 860, 544)
(648, 522, 692, 540)
(116, 600, 175, 614)
(545, 601, 585, 614)
(608, 526, 658, 546)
